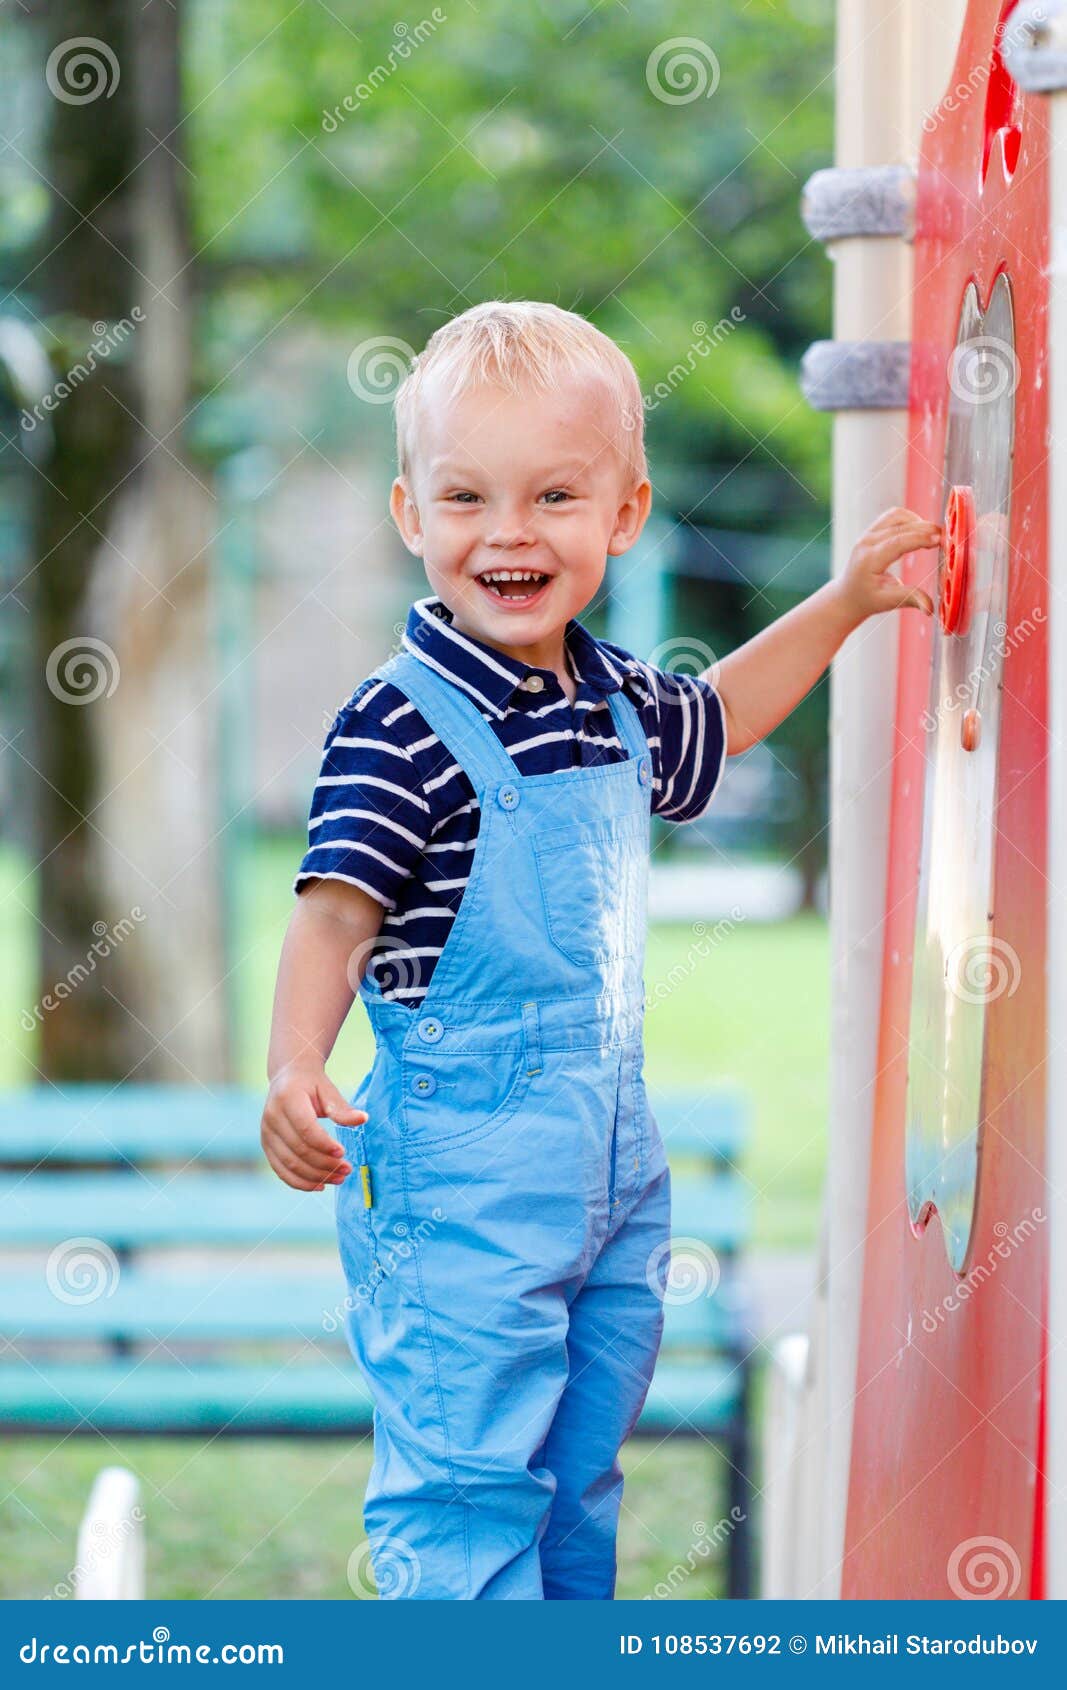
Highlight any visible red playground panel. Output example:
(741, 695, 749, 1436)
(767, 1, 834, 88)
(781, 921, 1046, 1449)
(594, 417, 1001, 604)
(843, 0, 1049, 1599)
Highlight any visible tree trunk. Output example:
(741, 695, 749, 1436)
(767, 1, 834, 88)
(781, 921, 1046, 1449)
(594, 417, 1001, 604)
(31, 0, 229, 1082)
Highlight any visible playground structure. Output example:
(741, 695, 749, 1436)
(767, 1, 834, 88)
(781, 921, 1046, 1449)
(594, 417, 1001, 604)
(765, 0, 1064, 1600)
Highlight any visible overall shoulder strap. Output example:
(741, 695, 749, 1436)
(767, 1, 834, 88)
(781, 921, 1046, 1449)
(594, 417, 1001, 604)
(606, 684, 650, 762)
(372, 649, 518, 793)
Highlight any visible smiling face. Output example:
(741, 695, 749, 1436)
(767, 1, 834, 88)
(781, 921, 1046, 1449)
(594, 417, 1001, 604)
(389, 371, 651, 670)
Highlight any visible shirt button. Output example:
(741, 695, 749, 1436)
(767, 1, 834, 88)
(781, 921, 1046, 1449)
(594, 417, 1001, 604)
(410, 1072, 437, 1098)
(417, 1017, 444, 1043)
(497, 784, 520, 809)
(523, 674, 545, 692)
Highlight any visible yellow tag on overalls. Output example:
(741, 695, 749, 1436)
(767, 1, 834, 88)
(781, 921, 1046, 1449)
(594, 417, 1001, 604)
(359, 1163, 374, 1209)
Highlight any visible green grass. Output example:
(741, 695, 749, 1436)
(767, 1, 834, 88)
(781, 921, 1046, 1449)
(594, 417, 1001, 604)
(0, 1433, 735, 1600)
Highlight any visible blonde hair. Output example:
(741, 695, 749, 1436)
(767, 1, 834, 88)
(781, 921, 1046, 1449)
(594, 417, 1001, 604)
(393, 300, 647, 494)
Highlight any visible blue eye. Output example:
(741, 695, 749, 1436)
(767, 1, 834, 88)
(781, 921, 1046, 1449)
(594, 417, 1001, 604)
(542, 490, 571, 504)
(449, 492, 480, 503)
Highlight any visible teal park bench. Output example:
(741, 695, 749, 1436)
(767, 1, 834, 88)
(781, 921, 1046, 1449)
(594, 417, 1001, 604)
(0, 1083, 755, 1597)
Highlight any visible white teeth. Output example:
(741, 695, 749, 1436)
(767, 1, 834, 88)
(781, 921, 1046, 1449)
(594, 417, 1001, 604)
(480, 570, 548, 583)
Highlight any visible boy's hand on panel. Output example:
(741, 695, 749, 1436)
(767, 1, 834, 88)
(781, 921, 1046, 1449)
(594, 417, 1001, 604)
(838, 506, 941, 624)
(260, 1062, 367, 1191)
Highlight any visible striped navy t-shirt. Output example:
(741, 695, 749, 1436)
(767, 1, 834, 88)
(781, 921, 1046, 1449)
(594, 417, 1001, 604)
(295, 595, 729, 1007)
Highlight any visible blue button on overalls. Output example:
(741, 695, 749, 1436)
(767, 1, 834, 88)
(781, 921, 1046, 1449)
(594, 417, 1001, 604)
(334, 649, 669, 1601)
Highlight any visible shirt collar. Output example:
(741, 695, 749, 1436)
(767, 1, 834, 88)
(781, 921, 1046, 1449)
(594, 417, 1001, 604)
(402, 595, 652, 720)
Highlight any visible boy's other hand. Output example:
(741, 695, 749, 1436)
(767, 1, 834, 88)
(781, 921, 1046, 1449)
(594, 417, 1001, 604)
(260, 1062, 367, 1192)
(838, 506, 941, 623)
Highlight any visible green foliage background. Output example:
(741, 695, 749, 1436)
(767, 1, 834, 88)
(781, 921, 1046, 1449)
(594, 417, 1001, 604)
(188, 0, 834, 523)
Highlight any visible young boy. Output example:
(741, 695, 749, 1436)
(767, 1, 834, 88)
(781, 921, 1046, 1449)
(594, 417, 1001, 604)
(261, 300, 940, 1601)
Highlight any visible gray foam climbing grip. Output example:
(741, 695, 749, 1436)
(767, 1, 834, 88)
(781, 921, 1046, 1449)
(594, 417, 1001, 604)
(800, 165, 916, 242)
(1001, 0, 1067, 94)
(799, 340, 911, 411)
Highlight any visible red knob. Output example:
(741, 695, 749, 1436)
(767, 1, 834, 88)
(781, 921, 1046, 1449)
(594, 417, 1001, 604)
(939, 484, 975, 636)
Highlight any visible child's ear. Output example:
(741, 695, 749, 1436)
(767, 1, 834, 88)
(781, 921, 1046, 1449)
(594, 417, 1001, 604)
(390, 477, 424, 556)
(606, 477, 652, 556)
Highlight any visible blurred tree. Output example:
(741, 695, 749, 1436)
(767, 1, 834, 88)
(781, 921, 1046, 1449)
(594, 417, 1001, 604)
(27, 0, 228, 1080)
(187, 0, 833, 516)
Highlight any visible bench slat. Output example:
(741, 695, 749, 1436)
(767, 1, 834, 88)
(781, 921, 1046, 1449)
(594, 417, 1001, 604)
(0, 1171, 338, 1245)
(0, 1084, 747, 1166)
(653, 1087, 748, 1161)
(669, 1177, 750, 1252)
(0, 1273, 351, 1341)
(0, 1271, 747, 1350)
(0, 1170, 749, 1251)
(642, 1361, 743, 1434)
(0, 1088, 266, 1164)
(0, 1358, 740, 1435)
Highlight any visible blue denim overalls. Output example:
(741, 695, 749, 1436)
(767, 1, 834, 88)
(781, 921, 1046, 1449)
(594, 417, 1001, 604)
(333, 647, 671, 1600)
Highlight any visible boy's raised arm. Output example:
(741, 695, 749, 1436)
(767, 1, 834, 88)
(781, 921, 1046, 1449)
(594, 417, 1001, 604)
(261, 878, 384, 1191)
(706, 506, 941, 757)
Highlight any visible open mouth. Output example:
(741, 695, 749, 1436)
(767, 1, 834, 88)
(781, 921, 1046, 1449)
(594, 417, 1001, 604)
(475, 569, 552, 607)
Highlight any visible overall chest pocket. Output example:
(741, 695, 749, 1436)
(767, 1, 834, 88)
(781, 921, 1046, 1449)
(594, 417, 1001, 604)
(532, 812, 647, 967)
